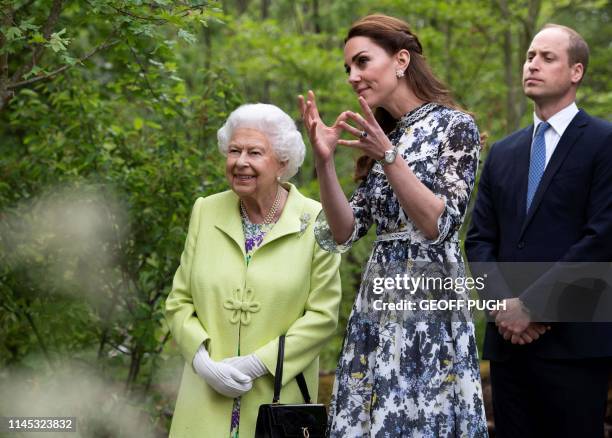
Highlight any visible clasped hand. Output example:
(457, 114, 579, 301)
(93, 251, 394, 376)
(193, 345, 266, 398)
(491, 298, 550, 345)
(298, 90, 393, 163)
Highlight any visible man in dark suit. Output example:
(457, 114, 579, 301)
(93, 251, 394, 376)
(465, 24, 612, 438)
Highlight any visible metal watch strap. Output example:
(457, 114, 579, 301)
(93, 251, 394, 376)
(382, 146, 398, 165)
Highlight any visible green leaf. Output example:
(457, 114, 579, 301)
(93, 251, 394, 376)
(19, 89, 38, 97)
(48, 29, 70, 53)
(22, 65, 44, 80)
(157, 10, 184, 26)
(133, 117, 144, 130)
(145, 121, 162, 130)
(163, 61, 177, 72)
(5, 27, 23, 41)
(178, 29, 196, 45)
(62, 55, 78, 66)
(145, 256, 159, 269)
(29, 32, 46, 44)
(19, 19, 39, 32)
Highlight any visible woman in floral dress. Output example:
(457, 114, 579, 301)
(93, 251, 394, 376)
(299, 14, 488, 437)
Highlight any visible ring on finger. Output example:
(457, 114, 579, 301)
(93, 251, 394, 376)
(360, 130, 368, 138)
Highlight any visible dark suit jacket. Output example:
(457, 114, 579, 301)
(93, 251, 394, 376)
(465, 109, 612, 360)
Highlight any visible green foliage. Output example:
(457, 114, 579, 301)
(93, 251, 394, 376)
(0, 0, 610, 433)
(1, 0, 241, 433)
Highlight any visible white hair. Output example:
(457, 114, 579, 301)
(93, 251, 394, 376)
(217, 103, 306, 182)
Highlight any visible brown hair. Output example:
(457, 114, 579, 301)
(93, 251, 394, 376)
(541, 23, 589, 80)
(344, 14, 458, 181)
(346, 14, 460, 181)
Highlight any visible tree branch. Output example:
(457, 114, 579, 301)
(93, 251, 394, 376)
(11, 0, 64, 85)
(108, 4, 166, 24)
(155, 330, 171, 355)
(179, 4, 209, 16)
(126, 40, 188, 120)
(23, 307, 54, 367)
(127, 42, 160, 100)
(0, 6, 12, 87)
(7, 38, 120, 89)
(42, 0, 63, 39)
(0, 6, 17, 24)
(14, 0, 38, 16)
(90, 1, 207, 24)
(106, 338, 133, 355)
(144, 330, 171, 394)
(149, 271, 174, 306)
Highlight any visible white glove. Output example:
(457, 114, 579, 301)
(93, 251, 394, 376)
(192, 344, 252, 398)
(222, 354, 269, 380)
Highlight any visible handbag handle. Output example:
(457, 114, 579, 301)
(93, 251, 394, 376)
(272, 335, 312, 404)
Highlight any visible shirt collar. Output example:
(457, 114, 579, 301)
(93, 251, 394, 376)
(533, 102, 579, 138)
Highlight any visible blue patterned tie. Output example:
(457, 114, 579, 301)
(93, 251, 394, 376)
(526, 121, 551, 212)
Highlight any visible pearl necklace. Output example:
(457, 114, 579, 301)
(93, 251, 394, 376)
(240, 186, 282, 225)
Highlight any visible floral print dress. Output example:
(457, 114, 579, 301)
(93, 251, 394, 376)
(315, 103, 488, 437)
(229, 214, 275, 438)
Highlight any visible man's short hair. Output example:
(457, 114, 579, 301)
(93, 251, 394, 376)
(542, 23, 590, 80)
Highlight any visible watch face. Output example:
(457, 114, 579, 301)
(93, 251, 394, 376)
(384, 149, 397, 164)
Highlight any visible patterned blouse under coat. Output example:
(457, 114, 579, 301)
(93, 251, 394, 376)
(229, 215, 274, 438)
(316, 103, 489, 437)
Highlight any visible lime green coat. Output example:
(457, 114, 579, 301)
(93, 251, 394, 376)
(165, 184, 341, 438)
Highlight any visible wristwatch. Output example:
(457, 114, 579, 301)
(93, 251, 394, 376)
(382, 147, 398, 165)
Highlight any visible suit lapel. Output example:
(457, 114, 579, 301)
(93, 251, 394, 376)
(519, 110, 589, 238)
(514, 127, 533, 226)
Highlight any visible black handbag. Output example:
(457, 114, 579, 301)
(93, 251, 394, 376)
(254, 335, 328, 438)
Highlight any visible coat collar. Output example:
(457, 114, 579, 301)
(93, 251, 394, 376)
(213, 183, 306, 254)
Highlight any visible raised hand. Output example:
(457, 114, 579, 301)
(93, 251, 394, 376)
(336, 96, 394, 160)
(298, 90, 346, 165)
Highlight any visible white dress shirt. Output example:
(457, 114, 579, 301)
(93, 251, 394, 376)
(533, 102, 579, 166)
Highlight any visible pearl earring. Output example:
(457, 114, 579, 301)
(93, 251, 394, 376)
(276, 176, 281, 183)
(396, 69, 405, 78)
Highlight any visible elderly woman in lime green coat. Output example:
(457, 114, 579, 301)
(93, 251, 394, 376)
(165, 103, 342, 438)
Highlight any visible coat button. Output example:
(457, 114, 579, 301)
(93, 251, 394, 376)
(517, 241, 525, 249)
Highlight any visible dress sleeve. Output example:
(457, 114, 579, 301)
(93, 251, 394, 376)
(428, 112, 481, 245)
(164, 197, 211, 364)
(314, 178, 373, 253)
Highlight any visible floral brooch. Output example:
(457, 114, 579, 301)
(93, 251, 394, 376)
(298, 212, 311, 236)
